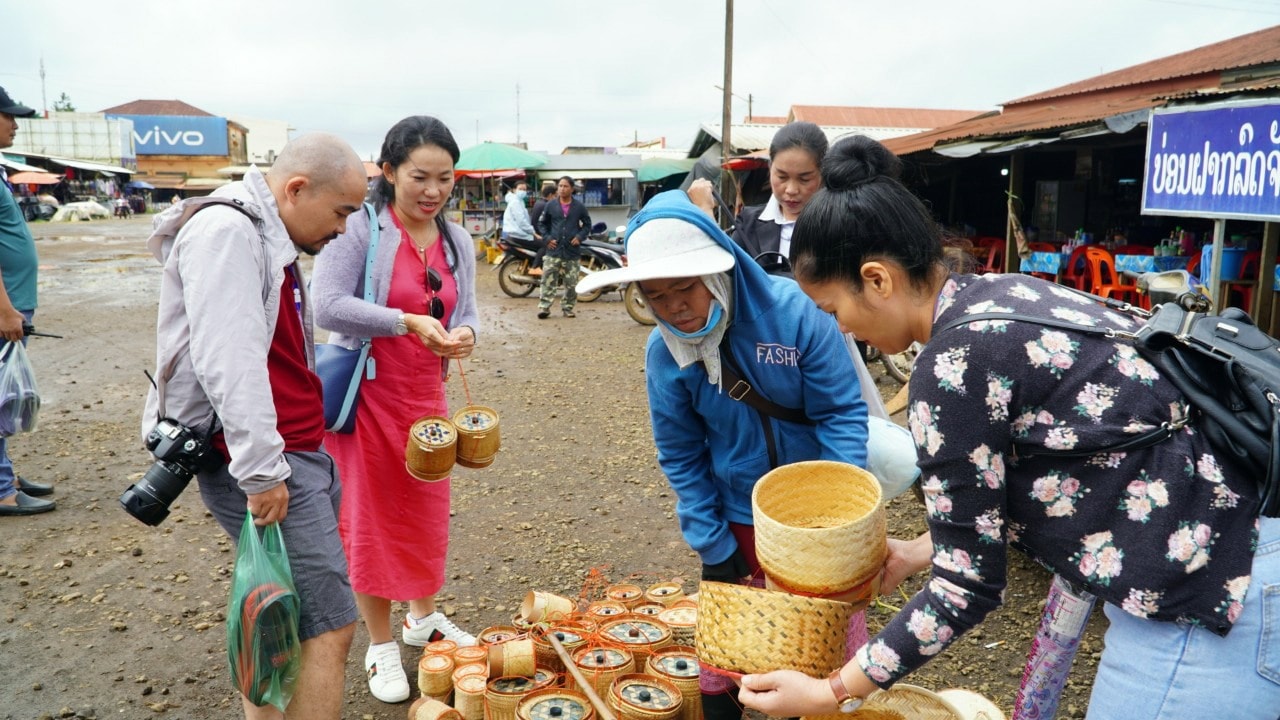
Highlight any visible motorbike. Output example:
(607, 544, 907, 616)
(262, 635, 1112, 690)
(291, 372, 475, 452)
(495, 222, 625, 303)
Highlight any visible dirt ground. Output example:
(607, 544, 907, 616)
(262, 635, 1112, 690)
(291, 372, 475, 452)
(0, 216, 1105, 720)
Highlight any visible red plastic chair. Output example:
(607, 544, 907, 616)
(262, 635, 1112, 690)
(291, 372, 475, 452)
(1222, 250, 1262, 313)
(978, 241, 1005, 274)
(1083, 246, 1141, 305)
(1062, 245, 1091, 290)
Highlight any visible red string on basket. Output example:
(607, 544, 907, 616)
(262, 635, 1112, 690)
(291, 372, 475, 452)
(455, 357, 473, 407)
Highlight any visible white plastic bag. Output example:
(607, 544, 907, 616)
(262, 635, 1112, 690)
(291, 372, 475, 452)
(0, 341, 40, 437)
(865, 416, 920, 500)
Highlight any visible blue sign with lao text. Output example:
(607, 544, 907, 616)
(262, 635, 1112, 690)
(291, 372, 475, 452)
(1142, 99, 1280, 221)
(106, 114, 229, 156)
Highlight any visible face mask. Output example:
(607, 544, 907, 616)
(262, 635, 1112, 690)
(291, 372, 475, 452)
(516, 190, 528, 201)
(661, 301, 724, 339)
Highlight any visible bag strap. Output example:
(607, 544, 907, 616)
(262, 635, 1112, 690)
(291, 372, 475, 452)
(361, 202, 379, 305)
(716, 337, 814, 469)
(933, 309, 1185, 459)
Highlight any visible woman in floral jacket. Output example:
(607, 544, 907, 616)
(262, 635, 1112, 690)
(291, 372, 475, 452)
(736, 134, 1279, 720)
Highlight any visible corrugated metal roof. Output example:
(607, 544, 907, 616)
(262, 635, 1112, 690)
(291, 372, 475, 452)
(883, 24, 1280, 157)
(99, 99, 217, 116)
(537, 154, 640, 172)
(790, 105, 986, 129)
(1007, 25, 1280, 106)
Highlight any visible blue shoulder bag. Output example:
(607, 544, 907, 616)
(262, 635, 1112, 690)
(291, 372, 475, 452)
(315, 203, 379, 433)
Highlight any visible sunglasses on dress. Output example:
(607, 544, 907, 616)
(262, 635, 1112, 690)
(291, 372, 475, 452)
(425, 267, 445, 320)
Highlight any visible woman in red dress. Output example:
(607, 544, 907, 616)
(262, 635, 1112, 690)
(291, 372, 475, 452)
(312, 116, 480, 704)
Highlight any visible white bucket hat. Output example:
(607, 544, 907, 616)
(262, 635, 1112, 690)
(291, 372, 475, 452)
(575, 218, 736, 294)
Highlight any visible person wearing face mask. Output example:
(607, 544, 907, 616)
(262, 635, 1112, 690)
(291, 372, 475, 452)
(576, 190, 873, 720)
(501, 181, 538, 245)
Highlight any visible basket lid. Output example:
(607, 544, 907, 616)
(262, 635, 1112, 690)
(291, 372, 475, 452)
(632, 603, 665, 616)
(649, 652, 698, 678)
(420, 653, 453, 672)
(602, 618, 670, 645)
(656, 606, 696, 627)
(606, 584, 644, 602)
(454, 406, 498, 430)
(412, 417, 456, 445)
(489, 670, 555, 695)
(518, 690, 592, 720)
(613, 676, 680, 710)
(455, 674, 489, 694)
(587, 601, 628, 617)
(646, 583, 682, 597)
(546, 628, 586, 645)
(574, 647, 630, 669)
(479, 626, 524, 645)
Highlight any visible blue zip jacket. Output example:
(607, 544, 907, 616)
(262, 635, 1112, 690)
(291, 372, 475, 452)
(638, 191, 869, 565)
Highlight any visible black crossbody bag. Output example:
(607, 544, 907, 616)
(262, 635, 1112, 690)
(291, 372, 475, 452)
(714, 338, 814, 469)
(935, 292, 1280, 517)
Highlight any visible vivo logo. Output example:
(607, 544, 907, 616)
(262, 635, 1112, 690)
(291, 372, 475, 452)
(134, 127, 206, 147)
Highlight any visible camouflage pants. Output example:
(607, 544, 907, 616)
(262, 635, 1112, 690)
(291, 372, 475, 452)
(538, 256, 581, 313)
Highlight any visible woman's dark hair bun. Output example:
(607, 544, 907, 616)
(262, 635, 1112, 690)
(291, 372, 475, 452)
(822, 135, 903, 191)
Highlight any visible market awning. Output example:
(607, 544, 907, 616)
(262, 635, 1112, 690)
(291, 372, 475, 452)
(7, 171, 62, 185)
(47, 158, 135, 176)
(0, 158, 46, 173)
(455, 169, 526, 180)
(139, 176, 186, 189)
(181, 177, 231, 189)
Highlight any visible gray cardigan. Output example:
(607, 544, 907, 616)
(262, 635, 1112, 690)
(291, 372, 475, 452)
(312, 203, 480, 351)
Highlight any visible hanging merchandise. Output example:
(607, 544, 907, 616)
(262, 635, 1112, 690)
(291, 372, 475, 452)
(405, 358, 501, 480)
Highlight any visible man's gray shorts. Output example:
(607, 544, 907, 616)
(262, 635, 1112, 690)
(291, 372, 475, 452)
(198, 450, 356, 642)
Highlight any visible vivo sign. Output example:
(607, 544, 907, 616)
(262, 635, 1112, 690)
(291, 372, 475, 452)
(107, 114, 229, 156)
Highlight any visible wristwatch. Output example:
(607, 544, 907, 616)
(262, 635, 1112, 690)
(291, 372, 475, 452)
(828, 669, 864, 714)
(393, 313, 408, 336)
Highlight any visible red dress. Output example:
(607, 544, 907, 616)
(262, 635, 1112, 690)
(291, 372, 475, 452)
(328, 227, 459, 600)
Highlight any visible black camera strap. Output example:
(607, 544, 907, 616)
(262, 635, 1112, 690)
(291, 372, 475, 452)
(715, 337, 814, 469)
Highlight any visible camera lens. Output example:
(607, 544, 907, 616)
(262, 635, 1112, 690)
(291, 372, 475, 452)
(119, 460, 194, 526)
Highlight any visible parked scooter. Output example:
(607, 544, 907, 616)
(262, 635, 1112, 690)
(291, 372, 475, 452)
(495, 222, 625, 303)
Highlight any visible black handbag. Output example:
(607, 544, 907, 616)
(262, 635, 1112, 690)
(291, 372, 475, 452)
(936, 295, 1280, 517)
(315, 203, 379, 433)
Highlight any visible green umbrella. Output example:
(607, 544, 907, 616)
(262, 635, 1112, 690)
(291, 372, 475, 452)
(636, 157, 698, 183)
(455, 142, 546, 173)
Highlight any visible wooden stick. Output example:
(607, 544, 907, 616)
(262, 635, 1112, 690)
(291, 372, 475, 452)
(547, 634, 618, 720)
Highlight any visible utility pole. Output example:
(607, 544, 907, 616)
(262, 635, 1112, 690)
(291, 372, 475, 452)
(719, 0, 734, 228)
(39, 57, 47, 117)
(516, 83, 521, 145)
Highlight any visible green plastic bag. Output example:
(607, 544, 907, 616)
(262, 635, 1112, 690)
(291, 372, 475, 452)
(225, 512, 302, 711)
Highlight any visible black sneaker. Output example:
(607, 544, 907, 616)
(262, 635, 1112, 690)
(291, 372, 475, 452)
(537, 310, 551, 319)
(0, 491, 56, 516)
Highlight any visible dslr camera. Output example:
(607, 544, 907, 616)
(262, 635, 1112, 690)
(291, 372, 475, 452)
(120, 418, 222, 526)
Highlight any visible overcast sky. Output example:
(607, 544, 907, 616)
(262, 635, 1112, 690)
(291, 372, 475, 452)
(2, 0, 1277, 160)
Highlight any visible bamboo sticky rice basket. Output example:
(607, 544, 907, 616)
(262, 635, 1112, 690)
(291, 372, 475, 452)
(695, 581, 854, 676)
(599, 616, 673, 667)
(569, 645, 635, 701)
(752, 460, 886, 596)
(608, 673, 683, 720)
(516, 688, 596, 720)
(644, 646, 700, 720)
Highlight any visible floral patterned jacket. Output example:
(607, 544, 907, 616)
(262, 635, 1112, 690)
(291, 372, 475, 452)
(857, 273, 1260, 688)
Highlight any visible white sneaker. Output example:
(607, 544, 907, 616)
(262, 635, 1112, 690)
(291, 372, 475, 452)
(403, 611, 477, 647)
(364, 642, 410, 703)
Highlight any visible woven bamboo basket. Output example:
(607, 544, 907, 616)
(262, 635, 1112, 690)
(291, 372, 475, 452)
(453, 662, 488, 686)
(752, 460, 886, 595)
(409, 696, 464, 720)
(453, 674, 488, 720)
(644, 582, 685, 607)
(520, 591, 577, 624)
(488, 638, 538, 678)
(419, 652, 456, 698)
(599, 616, 673, 667)
(695, 581, 854, 676)
(455, 645, 491, 667)
(632, 603, 665, 617)
(453, 405, 500, 469)
(426, 639, 460, 657)
(406, 416, 457, 482)
(486, 672, 557, 720)
(644, 646, 699, 720)
(516, 688, 596, 720)
(801, 685, 966, 720)
(607, 673, 683, 720)
(586, 600, 628, 619)
(655, 605, 697, 647)
(606, 583, 646, 609)
(532, 624, 591, 672)
(569, 645, 635, 700)
(479, 625, 526, 647)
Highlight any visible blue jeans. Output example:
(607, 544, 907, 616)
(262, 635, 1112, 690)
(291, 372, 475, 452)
(1087, 515, 1280, 719)
(0, 309, 34, 501)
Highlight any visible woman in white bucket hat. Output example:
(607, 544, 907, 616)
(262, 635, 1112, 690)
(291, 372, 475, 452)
(578, 189, 876, 720)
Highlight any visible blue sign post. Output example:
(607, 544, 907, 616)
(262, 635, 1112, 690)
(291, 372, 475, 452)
(105, 114, 229, 156)
(1142, 99, 1280, 221)
(1143, 99, 1280, 312)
